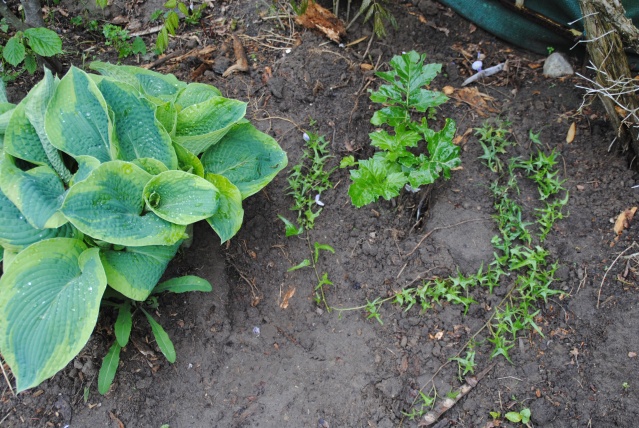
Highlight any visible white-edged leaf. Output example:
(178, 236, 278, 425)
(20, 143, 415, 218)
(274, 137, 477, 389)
(204, 173, 243, 243)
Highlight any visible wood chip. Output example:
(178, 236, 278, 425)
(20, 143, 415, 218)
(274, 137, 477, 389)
(566, 122, 576, 143)
(294, 0, 345, 43)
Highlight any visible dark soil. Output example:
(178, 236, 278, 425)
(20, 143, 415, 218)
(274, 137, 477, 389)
(2, 1, 639, 427)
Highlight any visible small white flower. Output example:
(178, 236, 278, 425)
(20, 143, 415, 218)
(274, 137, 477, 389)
(315, 194, 325, 206)
(252, 326, 260, 337)
(472, 60, 483, 71)
(303, 132, 310, 142)
(339, 43, 345, 48)
(285, 48, 292, 54)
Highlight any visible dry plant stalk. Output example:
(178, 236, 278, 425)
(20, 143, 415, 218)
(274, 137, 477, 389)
(577, 0, 639, 155)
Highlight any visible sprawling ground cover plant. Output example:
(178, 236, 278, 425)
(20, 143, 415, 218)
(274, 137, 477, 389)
(0, 63, 287, 393)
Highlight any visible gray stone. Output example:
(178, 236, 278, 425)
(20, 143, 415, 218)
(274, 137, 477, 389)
(543, 52, 574, 78)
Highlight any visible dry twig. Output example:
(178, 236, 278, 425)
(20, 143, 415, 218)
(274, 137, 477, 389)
(597, 243, 635, 308)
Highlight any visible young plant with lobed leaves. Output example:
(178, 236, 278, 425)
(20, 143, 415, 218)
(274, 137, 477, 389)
(342, 50, 460, 208)
(0, 63, 287, 394)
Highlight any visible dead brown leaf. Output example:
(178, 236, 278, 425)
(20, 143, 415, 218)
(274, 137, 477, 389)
(279, 287, 296, 309)
(360, 63, 374, 71)
(566, 122, 576, 143)
(614, 207, 637, 237)
(295, 1, 345, 43)
(454, 127, 473, 147)
(453, 87, 498, 116)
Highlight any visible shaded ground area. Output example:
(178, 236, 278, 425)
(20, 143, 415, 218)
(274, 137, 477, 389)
(2, 1, 639, 427)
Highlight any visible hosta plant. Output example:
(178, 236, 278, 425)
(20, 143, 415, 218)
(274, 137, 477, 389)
(342, 51, 460, 208)
(0, 62, 287, 393)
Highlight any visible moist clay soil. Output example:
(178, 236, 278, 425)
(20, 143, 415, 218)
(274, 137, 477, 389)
(1, 1, 639, 427)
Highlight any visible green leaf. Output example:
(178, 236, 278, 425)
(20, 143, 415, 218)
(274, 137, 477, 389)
(505, 412, 522, 423)
(173, 143, 204, 177)
(0, 156, 68, 229)
(23, 54, 37, 74)
(24, 28, 63, 57)
(348, 156, 406, 208)
(45, 66, 113, 163)
(178, 2, 189, 15)
(3, 35, 25, 67)
(97, 77, 177, 169)
(152, 276, 212, 294)
(155, 100, 177, 135)
(165, 11, 179, 35)
(425, 118, 460, 178)
(277, 215, 303, 237)
(204, 173, 243, 243)
(156, 27, 169, 54)
(99, 242, 180, 301)
(288, 259, 311, 272)
(114, 302, 132, 347)
(132, 157, 169, 175)
(201, 122, 288, 198)
(174, 97, 246, 155)
(370, 106, 408, 127)
(69, 155, 101, 186)
(131, 37, 146, 55)
(164, 0, 178, 9)
(0, 190, 79, 252)
(96, 0, 108, 9)
(61, 160, 186, 246)
(176, 83, 222, 108)
(313, 242, 335, 263)
(98, 342, 121, 395)
(89, 61, 186, 101)
(4, 97, 51, 166)
(143, 170, 220, 225)
(0, 239, 107, 392)
(141, 308, 176, 363)
(24, 68, 72, 182)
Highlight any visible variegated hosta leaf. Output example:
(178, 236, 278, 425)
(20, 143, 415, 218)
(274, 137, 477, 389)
(155, 100, 177, 136)
(99, 242, 180, 301)
(4, 97, 50, 166)
(69, 155, 101, 186)
(0, 155, 67, 229)
(0, 104, 16, 135)
(175, 82, 222, 108)
(61, 160, 186, 246)
(97, 78, 178, 170)
(173, 143, 204, 177)
(204, 173, 243, 243)
(0, 238, 107, 392)
(174, 97, 247, 155)
(0, 190, 79, 252)
(89, 61, 186, 101)
(24, 68, 71, 182)
(143, 170, 220, 225)
(200, 122, 288, 199)
(44, 66, 113, 163)
(132, 157, 169, 176)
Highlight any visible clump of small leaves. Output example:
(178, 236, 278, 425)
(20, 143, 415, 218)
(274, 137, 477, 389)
(102, 24, 146, 58)
(154, 0, 206, 54)
(475, 119, 513, 173)
(342, 50, 460, 208)
(285, 129, 336, 231)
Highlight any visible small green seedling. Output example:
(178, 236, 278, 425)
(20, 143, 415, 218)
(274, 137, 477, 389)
(505, 408, 531, 424)
(450, 349, 476, 381)
(155, 0, 206, 54)
(102, 24, 146, 58)
(402, 389, 436, 420)
(623, 382, 630, 390)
